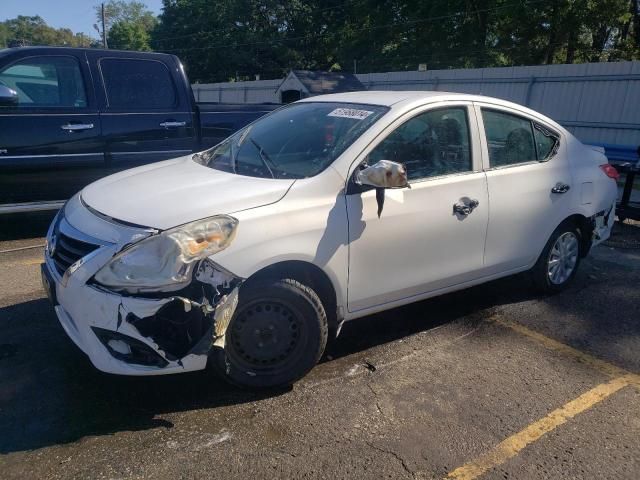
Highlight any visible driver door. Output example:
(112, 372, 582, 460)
(346, 103, 489, 313)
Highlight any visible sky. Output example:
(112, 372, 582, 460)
(0, 0, 164, 37)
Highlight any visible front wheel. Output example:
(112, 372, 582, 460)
(531, 223, 582, 293)
(211, 278, 328, 388)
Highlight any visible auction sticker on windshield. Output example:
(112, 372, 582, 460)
(328, 108, 374, 120)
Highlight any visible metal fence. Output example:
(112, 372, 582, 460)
(192, 61, 640, 148)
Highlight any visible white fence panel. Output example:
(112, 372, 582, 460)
(192, 62, 640, 146)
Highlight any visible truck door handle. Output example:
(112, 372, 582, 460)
(61, 123, 94, 132)
(453, 198, 479, 216)
(160, 121, 186, 128)
(551, 182, 571, 194)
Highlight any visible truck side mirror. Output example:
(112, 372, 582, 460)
(0, 85, 19, 107)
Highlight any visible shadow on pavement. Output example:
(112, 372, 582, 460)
(0, 274, 537, 455)
(2, 244, 638, 455)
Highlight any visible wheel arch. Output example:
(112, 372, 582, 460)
(551, 213, 593, 258)
(244, 260, 342, 337)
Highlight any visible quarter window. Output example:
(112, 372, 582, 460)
(100, 59, 176, 109)
(482, 109, 559, 167)
(0, 56, 87, 108)
(368, 107, 472, 181)
(534, 124, 559, 160)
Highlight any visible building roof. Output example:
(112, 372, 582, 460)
(276, 70, 365, 95)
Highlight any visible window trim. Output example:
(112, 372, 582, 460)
(474, 103, 561, 172)
(346, 102, 480, 189)
(97, 57, 179, 111)
(0, 54, 90, 111)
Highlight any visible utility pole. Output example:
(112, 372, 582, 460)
(101, 3, 108, 49)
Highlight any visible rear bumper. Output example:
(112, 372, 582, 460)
(591, 202, 616, 247)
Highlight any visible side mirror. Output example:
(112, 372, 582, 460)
(354, 160, 411, 218)
(355, 160, 410, 189)
(0, 85, 19, 107)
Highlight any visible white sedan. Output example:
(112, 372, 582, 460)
(42, 91, 618, 388)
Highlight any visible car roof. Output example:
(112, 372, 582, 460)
(298, 90, 566, 132)
(298, 90, 454, 107)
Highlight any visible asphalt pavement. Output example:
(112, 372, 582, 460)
(0, 217, 639, 479)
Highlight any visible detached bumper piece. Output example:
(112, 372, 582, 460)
(92, 327, 169, 368)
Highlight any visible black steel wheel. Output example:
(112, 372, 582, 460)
(212, 278, 327, 388)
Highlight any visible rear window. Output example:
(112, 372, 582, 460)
(100, 58, 176, 109)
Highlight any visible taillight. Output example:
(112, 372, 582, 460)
(600, 164, 620, 181)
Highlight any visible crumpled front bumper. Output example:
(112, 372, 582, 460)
(43, 196, 240, 376)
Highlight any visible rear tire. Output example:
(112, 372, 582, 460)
(212, 278, 327, 388)
(531, 222, 582, 293)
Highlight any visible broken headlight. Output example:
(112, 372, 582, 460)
(94, 215, 238, 293)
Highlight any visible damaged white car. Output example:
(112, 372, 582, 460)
(42, 91, 618, 388)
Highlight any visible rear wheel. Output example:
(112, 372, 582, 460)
(212, 278, 327, 388)
(532, 222, 582, 293)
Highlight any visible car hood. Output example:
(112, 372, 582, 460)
(81, 156, 295, 230)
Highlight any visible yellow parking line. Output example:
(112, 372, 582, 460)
(495, 317, 640, 386)
(447, 375, 634, 480)
(445, 316, 640, 480)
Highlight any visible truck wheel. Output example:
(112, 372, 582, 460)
(212, 278, 327, 388)
(531, 222, 582, 293)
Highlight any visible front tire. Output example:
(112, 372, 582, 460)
(212, 278, 328, 388)
(531, 222, 582, 293)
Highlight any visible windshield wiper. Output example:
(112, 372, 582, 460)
(249, 138, 276, 179)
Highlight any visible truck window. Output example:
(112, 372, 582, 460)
(0, 56, 87, 108)
(99, 58, 177, 109)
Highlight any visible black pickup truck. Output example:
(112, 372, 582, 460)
(0, 47, 278, 214)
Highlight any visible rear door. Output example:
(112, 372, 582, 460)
(88, 53, 196, 170)
(475, 103, 570, 273)
(0, 51, 103, 209)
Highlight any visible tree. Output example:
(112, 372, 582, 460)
(108, 20, 152, 50)
(96, 0, 157, 50)
(0, 15, 96, 48)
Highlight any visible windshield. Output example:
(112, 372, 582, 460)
(194, 102, 389, 179)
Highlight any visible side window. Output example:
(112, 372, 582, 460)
(100, 59, 176, 109)
(369, 107, 472, 181)
(0, 56, 87, 108)
(534, 124, 559, 160)
(482, 109, 536, 167)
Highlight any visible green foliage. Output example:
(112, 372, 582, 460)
(0, 15, 94, 48)
(2, 1, 639, 81)
(108, 20, 152, 51)
(152, 0, 640, 82)
(97, 0, 158, 50)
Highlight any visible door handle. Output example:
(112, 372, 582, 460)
(453, 198, 479, 216)
(551, 182, 571, 194)
(160, 121, 186, 128)
(61, 123, 94, 132)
